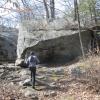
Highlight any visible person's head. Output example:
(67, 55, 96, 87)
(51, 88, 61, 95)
(30, 51, 35, 55)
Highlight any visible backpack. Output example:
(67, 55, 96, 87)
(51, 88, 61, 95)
(30, 56, 35, 62)
(29, 56, 36, 67)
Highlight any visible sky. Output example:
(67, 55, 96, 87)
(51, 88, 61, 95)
(0, 0, 18, 27)
(0, 0, 74, 27)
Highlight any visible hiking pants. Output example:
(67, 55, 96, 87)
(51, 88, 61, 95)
(29, 67, 36, 87)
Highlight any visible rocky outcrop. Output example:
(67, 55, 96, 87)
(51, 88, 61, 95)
(0, 26, 18, 62)
(17, 19, 92, 63)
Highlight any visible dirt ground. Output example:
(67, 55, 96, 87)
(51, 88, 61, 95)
(0, 56, 100, 100)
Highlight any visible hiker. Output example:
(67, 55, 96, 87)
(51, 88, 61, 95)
(26, 52, 40, 88)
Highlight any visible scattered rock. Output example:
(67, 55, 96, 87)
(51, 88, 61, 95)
(31, 95, 38, 100)
(22, 88, 38, 99)
(0, 73, 3, 77)
(24, 90, 34, 97)
(44, 91, 57, 97)
(67, 65, 77, 74)
(50, 91, 57, 97)
(19, 69, 29, 76)
(49, 82, 57, 88)
(18, 82, 22, 86)
(47, 67, 64, 75)
(37, 75, 45, 79)
(7, 63, 17, 68)
(19, 79, 31, 86)
(8, 82, 14, 86)
(54, 68, 64, 75)
(15, 59, 27, 68)
(44, 92, 49, 97)
(71, 67, 82, 78)
(23, 79, 31, 86)
(0, 69, 4, 73)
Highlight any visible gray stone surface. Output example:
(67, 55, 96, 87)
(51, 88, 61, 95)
(0, 69, 4, 73)
(44, 91, 57, 97)
(15, 58, 25, 66)
(24, 90, 36, 97)
(23, 79, 31, 86)
(19, 69, 30, 76)
(47, 67, 64, 75)
(17, 20, 92, 63)
(20, 87, 38, 99)
(71, 67, 82, 78)
(0, 26, 18, 61)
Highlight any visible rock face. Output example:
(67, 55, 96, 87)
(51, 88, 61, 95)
(0, 25, 18, 61)
(17, 19, 92, 63)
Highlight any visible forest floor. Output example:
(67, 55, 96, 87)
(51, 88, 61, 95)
(0, 55, 100, 100)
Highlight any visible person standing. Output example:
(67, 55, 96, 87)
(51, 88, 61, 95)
(26, 52, 39, 88)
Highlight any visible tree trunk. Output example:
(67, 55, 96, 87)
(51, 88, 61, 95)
(50, 0, 55, 21)
(74, 0, 77, 21)
(43, 0, 50, 20)
(89, 5, 93, 21)
(93, 7, 97, 26)
(75, 0, 85, 59)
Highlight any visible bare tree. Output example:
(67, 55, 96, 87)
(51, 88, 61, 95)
(74, 0, 85, 59)
(74, 0, 77, 21)
(43, 0, 50, 20)
(50, 0, 55, 21)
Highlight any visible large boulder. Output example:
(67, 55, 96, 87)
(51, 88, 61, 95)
(0, 26, 18, 62)
(17, 19, 92, 63)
